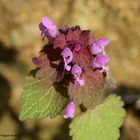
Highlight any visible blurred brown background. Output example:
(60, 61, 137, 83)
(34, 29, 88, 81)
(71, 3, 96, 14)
(0, 0, 140, 140)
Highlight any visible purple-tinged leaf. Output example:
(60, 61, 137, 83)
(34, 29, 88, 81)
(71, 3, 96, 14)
(69, 70, 105, 108)
(54, 33, 66, 49)
(66, 29, 81, 44)
(34, 45, 61, 80)
(73, 47, 93, 71)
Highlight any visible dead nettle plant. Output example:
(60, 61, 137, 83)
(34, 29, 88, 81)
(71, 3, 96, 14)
(19, 16, 125, 140)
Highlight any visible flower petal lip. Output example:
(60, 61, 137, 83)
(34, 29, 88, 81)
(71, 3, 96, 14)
(92, 54, 109, 68)
(39, 23, 46, 32)
(90, 43, 103, 55)
(63, 101, 75, 119)
(39, 23, 47, 38)
(64, 64, 71, 71)
(61, 48, 73, 64)
(90, 38, 110, 55)
(71, 64, 82, 77)
(96, 54, 109, 65)
(71, 64, 84, 86)
(100, 66, 109, 73)
(61, 48, 73, 71)
(76, 79, 84, 86)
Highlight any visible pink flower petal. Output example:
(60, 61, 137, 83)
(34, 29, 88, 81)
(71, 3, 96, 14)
(71, 64, 84, 86)
(90, 38, 110, 55)
(64, 101, 75, 119)
(96, 38, 110, 47)
(42, 16, 56, 29)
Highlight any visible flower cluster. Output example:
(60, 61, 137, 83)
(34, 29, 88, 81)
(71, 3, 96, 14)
(90, 38, 110, 73)
(33, 16, 110, 118)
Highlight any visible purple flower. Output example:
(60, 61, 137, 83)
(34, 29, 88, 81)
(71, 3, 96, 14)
(39, 16, 58, 39)
(90, 38, 110, 55)
(34, 19, 113, 110)
(64, 101, 75, 119)
(71, 64, 84, 86)
(92, 54, 109, 72)
(39, 23, 47, 39)
(61, 48, 73, 71)
(100, 65, 109, 73)
(74, 44, 81, 51)
(32, 57, 40, 65)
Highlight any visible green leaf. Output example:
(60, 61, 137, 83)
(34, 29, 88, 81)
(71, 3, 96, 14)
(70, 95, 125, 140)
(19, 75, 68, 120)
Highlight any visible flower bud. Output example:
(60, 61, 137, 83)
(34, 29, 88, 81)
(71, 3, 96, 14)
(64, 101, 75, 119)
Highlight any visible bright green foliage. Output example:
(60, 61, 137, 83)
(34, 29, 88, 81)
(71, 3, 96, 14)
(20, 75, 68, 120)
(70, 95, 125, 140)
